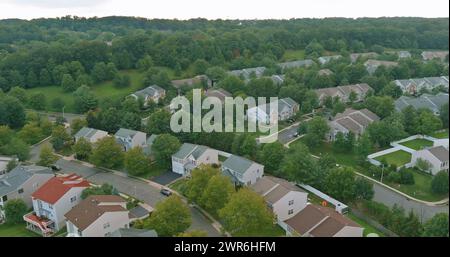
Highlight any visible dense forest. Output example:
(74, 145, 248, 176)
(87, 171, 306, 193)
(0, 16, 448, 92)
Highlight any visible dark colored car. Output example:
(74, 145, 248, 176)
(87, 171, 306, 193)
(160, 188, 172, 196)
(51, 165, 61, 171)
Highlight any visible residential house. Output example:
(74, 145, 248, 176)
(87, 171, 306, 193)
(0, 165, 54, 210)
(271, 74, 285, 85)
(422, 51, 449, 62)
(65, 195, 130, 237)
(221, 155, 264, 186)
(23, 173, 89, 236)
(171, 75, 211, 88)
(114, 128, 147, 152)
(364, 59, 399, 74)
(411, 146, 449, 175)
(318, 69, 334, 76)
(315, 84, 373, 105)
(350, 52, 378, 63)
(74, 127, 109, 144)
(171, 143, 219, 176)
(327, 108, 380, 141)
(110, 228, 158, 237)
(130, 85, 166, 105)
(0, 156, 15, 175)
(283, 204, 363, 237)
(394, 76, 449, 95)
(204, 88, 232, 104)
(247, 97, 299, 124)
(318, 55, 342, 65)
(398, 51, 412, 59)
(228, 67, 266, 81)
(251, 176, 308, 222)
(277, 59, 314, 71)
(394, 93, 449, 115)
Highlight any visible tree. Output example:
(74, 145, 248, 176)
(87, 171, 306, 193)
(279, 142, 318, 184)
(0, 96, 26, 129)
(415, 158, 432, 173)
(332, 100, 346, 116)
(246, 78, 277, 98)
(177, 230, 208, 237)
(144, 195, 191, 236)
(90, 137, 125, 169)
(417, 110, 442, 135)
(137, 55, 154, 71)
(422, 213, 449, 237)
(18, 123, 43, 144)
(1, 138, 30, 161)
(51, 98, 65, 110)
(398, 168, 415, 185)
(401, 106, 420, 134)
(152, 134, 181, 167)
(4, 199, 28, 224)
(185, 165, 219, 203)
(324, 167, 357, 203)
(431, 171, 449, 194)
(50, 125, 71, 151)
(365, 96, 394, 119)
(205, 66, 227, 83)
(355, 177, 374, 200)
(303, 116, 329, 148)
(73, 85, 98, 113)
(28, 92, 47, 111)
(192, 59, 209, 75)
(61, 74, 77, 92)
(72, 138, 92, 161)
(8, 86, 28, 103)
(257, 142, 286, 172)
(146, 109, 171, 135)
(113, 74, 131, 88)
(219, 188, 274, 236)
(81, 183, 118, 199)
(200, 174, 235, 215)
(124, 147, 151, 176)
(439, 102, 449, 128)
(70, 118, 87, 135)
(120, 111, 141, 131)
(37, 145, 58, 167)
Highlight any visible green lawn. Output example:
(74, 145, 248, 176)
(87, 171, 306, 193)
(374, 150, 411, 167)
(282, 50, 305, 61)
(169, 178, 189, 194)
(430, 129, 449, 139)
(346, 212, 385, 237)
(399, 138, 433, 150)
(385, 169, 448, 202)
(135, 163, 168, 180)
(0, 223, 40, 237)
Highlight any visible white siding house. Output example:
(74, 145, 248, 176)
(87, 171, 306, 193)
(171, 143, 219, 176)
(221, 155, 264, 186)
(411, 146, 449, 175)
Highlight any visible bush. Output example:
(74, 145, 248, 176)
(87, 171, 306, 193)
(399, 168, 415, 185)
(4, 199, 28, 224)
(431, 171, 449, 194)
(386, 171, 400, 183)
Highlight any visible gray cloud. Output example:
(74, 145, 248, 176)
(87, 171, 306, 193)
(9, 0, 108, 8)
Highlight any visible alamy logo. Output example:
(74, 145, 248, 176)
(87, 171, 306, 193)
(170, 89, 279, 143)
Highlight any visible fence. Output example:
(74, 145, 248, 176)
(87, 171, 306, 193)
(350, 209, 398, 237)
(298, 184, 348, 214)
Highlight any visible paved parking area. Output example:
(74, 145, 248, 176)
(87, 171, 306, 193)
(152, 171, 182, 185)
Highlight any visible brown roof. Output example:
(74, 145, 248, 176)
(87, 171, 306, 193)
(250, 176, 305, 204)
(204, 88, 232, 103)
(359, 108, 380, 121)
(285, 204, 360, 237)
(64, 195, 128, 231)
(349, 113, 372, 127)
(336, 118, 362, 134)
(428, 146, 449, 162)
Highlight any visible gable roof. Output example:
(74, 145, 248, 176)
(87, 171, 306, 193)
(32, 174, 90, 204)
(222, 155, 259, 175)
(394, 93, 449, 113)
(251, 176, 306, 204)
(65, 195, 127, 231)
(115, 128, 143, 138)
(204, 88, 232, 103)
(0, 165, 53, 196)
(350, 52, 378, 63)
(132, 85, 164, 98)
(74, 127, 106, 140)
(172, 143, 209, 160)
(332, 108, 379, 134)
(427, 146, 449, 162)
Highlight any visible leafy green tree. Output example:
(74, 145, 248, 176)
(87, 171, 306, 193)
(365, 96, 394, 119)
(120, 112, 141, 131)
(246, 78, 277, 98)
(257, 142, 286, 172)
(50, 125, 71, 151)
(61, 74, 76, 92)
(279, 142, 318, 184)
(186, 165, 219, 203)
(0, 96, 26, 129)
(124, 147, 151, 176)
(81, 183, 118, 199)
(39, 69, 52, 86)
(205, 66, 227, 84)
(431, 171, 449, 194)
(231, 134, 257, 158)
(0, 138, 30, 161)
(73, 85, 98, 113)
(439, 102, 449, 128)
(51, 98, 65, 111)
(4, 199, 28, 224)
(28, 92, 47, 111)
(355, 177, 374, 200)
(137, 55, 154, 71)
(70, 118, 88, 135)
(8, 86, 28, 103)
(72, 138, 92, 161)
(90, 137, 125, 169)
(192, 59, 209, 75)
(6, 159, 18, 172)
(18, 123, 43, 144)
(146, 109, 171, 135)
(417, 109, 442, 135)
(200, 174, 235, 216)
(401, 106, 420, 135)
(113, 74, 131, 88)
(38, 145, 58, 167)
(219, 188, 274, 236)
(324, 167, 357, 203)
(145, 195, 191, 236)
(422, 213, 449, 237)
(152, 134, 181, 167)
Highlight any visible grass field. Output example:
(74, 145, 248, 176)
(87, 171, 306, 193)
(346, 212, 385, 237)
(0, 223, 40, 237)
(374, 150, 411, 167)
(399, 138, 433, 150)
(282, 50, 305, 61)
(430, 129, 449, 139)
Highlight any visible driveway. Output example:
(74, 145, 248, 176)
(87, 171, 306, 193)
(29, 138, 52, 163)
(56, 159, 221, 236)
(152, 171, 182, 185)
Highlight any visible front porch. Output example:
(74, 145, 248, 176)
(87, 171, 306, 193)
(23, 212, 55, 237)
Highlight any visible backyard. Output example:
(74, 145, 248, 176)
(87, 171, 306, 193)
(430, 129, 449, 139)
(345, 212, 385, 237)
(374, 150, 411, 167)
(399, 138, 433, 150)
(0, 223, 39, 237)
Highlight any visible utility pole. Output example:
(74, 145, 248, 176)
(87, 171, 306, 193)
(380, 163, 385, 183)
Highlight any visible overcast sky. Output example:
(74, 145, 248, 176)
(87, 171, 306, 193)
(0, 0, 448, 20)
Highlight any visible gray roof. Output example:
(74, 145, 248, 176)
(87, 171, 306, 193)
(318, 55, 342, 65)
(115, 128, 141, 138)
(143, 135, 158, 156)
(395, 93, 449, 113)
(109, 228, 158, 237)
(74, 127, 105, 140)
(0, 165, 53, 196)
(428, 146, 449, 162)
(278, 59, 314, 70)
(129, 205, 151, 219)
(228, 67, 266, 80)
(132, 85, 164, 99)
(350, 52, 378, 63)
(172, 143, 209, 160)
(222, 155, 256, 175)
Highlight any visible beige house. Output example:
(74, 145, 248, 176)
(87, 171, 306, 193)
(364, 59, 398, 74)
(284, 204, 363, 237)
(204, 88, 232, 104)
(315, 84, 373, 105)
(251, 176, 308, 222)
(74, 127, 109, 144)
(65, 195, 130, 237)
(411, 145, 449, 175)
(114, 128, 147, 152)
(171, 143, 219, 176)
(221, 155, 264, 186)
(130, 85, 166, 104)
(328, 108, 380, 141)
(422, 51, 449, 61)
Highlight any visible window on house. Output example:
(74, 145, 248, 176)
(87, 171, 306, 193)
(288, 200, 294, 206)
(103, 222, 110, 229)
(48, 204, 53, 209)
(104, 232, 111, 237)
(1, 195, 7, 202)
(18, 188, 24, 194)
(70, 196, 77, 203)
(288, 209, 294, 215)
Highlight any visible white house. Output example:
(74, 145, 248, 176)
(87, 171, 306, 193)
(283, 204, 363, 237)
(318, 55, 342, 65)
(114, 128, 147, 152)
(130, 85, 166, 105)
(251, 176, 308, 222)
(364, 59, 398, 74)
(328, 108, 380, 141)
(394, 77, 449, 95)
(221, 155, 264, 186)
(411, 145, 449, 175)
(171, 143, 219, 176)
(74, 127, 109, 144)
(23, 173, 89, 236)
(65, 195, 130, 237)
(247, 97, 299, 124)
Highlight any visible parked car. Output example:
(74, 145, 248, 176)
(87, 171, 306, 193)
(292, 132, 299, 138)
(287, 118, 295, 124)
(160, 188, 172, 196)
(51, 165, 61, 171)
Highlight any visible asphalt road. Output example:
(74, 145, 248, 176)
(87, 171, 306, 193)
(277, 123, 300, 144)
(371, 182, 449, 223)
(29, 138, 52, 163)
(55, 159, 221, 236)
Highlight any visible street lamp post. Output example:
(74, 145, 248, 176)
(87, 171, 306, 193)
(380, 164, 385, 183)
